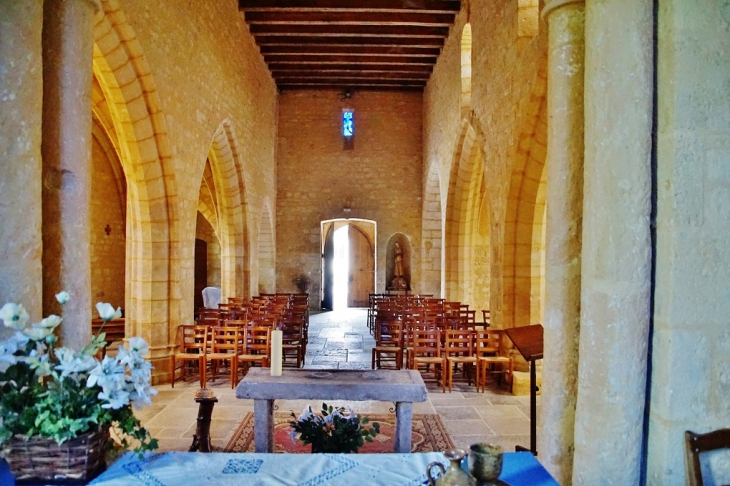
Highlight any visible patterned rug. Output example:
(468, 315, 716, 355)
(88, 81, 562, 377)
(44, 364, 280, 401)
(224, 412, 455, 453)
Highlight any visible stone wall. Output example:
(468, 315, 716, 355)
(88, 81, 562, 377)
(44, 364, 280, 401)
(90, 135, 126, 312)
(648, 0, 730, 484)
(195, 212, 221, 289)
(0, 0, 44, 327)
(276, 90, 423, 304)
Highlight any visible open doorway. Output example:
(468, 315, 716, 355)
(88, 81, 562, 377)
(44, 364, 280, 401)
(321, 219, 376, 310)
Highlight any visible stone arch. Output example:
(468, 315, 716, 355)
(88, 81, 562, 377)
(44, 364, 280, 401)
(258, 199, 276, 294)
(92, 0, 179, 373)
(206, 119, 249, 300)
(503, 56, 548, 328)
(444, 118, 490, 308)
(421, 162, 443, 296)
(460, 23, 472, 118)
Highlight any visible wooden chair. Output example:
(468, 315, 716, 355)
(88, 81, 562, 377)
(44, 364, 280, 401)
(475, 329, 513, 392)
(685, 428, 730, 486)
(205, 326, 240, 388)
(481, 309, 491, 327)
(410, 328, 446, 393)
(372, 319, 403, 370)
(443, 329, 477, 392)
(237, 326, 270, 378)
(170, 325, 207, 388)
(278, 316, 305, 368)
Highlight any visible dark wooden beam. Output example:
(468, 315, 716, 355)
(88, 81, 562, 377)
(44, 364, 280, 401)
(249, 24, 450, 37)
(264, 54, 435, 64)
(239, 0, 460, 13)
(259, 45, 441, 56)
(277, 85, 425, 92)
(254, 35, 445, 47)
(273, 71, 430, 79)
(278, 80, 427, 88)
(244, 11, 455, 25)
(268, 62, 432, 72)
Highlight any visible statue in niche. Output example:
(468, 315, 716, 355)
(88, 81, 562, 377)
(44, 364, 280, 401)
(390, 242, 408, 290)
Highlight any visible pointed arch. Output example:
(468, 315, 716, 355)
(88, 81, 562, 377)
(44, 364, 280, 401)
(258, 200, 276, 294)
(421, 162, 443, 296)
(92, 0, 179, 375)
(206, 119, 249, 300)
(503, 56, 548, 327)
(444, 118, 491, 308)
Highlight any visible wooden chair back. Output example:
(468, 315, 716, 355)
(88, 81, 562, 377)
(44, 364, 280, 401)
(443, 329, 474, 359)
(685, 428, 730, 486)
(475, 329, 503, 357)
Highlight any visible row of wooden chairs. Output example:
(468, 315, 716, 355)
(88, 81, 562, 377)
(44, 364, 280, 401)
(170, 318, 306, 388)
(372, 321, 512, 393)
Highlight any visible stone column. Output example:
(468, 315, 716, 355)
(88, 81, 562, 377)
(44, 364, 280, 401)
(538, 1, 584, 484)
(0, 1, 44, 328)
(572, 1, 654, 484)
(41, 0, 100, 348)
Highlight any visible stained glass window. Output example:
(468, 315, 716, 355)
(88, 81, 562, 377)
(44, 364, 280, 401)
(343, 110, 354, 137)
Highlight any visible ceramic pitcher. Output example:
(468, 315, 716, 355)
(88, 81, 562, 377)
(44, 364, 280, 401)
(427, 448, 477, 486)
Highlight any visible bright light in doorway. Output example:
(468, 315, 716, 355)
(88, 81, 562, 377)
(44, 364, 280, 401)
(333, 226, 349, 310)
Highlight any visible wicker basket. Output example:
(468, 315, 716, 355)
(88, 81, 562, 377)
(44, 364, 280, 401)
(0, 426, 109, 485)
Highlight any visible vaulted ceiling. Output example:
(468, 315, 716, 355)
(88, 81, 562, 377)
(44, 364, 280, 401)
(238, 0, 461, 91)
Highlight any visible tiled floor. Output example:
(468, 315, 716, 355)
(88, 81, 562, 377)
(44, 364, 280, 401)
(140, 308, 534, 453)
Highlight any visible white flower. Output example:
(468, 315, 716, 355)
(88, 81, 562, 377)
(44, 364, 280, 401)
(288, 429, 298, 444)
(298, 406, 313, 422)
(35, 315, 62, 330)
(54, 347, 98, 378)
(347, 406, 356, 420)
(22, 326, 53, 341)
(0, 303, 30, 330)
(127, 337, 149, 356)
(86, 356, 125, 389)
(25, 351, 52, 377)
(55, 291, 70, 305)
(98, 387, 130, 409)
(95, 302, 121, 322)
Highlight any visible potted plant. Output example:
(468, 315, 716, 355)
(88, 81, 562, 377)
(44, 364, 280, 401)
(289, 402, 380, 453)
(0, 292, 158, 484)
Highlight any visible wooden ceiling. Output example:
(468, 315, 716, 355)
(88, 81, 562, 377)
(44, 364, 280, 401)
(239, 0, 461, 91)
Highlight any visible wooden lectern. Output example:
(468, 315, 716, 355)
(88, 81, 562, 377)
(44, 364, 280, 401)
(504, 324, 543, 456)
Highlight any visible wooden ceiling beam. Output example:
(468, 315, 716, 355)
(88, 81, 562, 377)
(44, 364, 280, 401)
(259, 45, 441, 56)
(264, 54, 435, 64)
(268, 63, 432, 72)
(277, 80, 427, 87)
(254, 35, 445, 47)
(244, 11, 455, 25)
(273, 71, 430, 79)
(249, 24, 449, 37)
(239, 0, 460, 13)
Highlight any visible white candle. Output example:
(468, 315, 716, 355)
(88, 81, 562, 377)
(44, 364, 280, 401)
(270, 329, 283, 377)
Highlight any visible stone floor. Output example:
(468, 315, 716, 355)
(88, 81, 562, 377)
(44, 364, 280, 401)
(139, 308, 534, 453)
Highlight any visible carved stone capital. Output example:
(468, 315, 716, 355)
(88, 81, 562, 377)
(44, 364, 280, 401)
(541, 0, 584, 21)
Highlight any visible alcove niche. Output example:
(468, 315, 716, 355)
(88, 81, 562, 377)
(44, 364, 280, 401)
(386, 233, 412, 291)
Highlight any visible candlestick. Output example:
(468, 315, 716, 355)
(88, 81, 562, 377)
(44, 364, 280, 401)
(271, 329, 283, 376)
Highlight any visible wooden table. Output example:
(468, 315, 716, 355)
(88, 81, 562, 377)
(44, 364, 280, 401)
(235, 368, 428, 453)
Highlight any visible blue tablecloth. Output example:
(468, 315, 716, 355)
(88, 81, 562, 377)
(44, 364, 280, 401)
(83, 451, 558, 486)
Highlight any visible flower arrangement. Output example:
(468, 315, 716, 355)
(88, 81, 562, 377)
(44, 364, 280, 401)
(0, 292, 158, 456)
(289, 402, 380, 453)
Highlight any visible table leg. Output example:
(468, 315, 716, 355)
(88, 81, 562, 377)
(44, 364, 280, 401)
(254, 399, 275, 453)
(394, 401, 413, 453)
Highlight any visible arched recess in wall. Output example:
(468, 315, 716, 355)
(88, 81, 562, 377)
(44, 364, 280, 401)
(194, 161, 222, 309)
(258, 200, 276, 294)
(503, 56, 548, 328)
(90, 111, 127, 315)
(92, 0, 179, 369)
(421, 163, 443, 297)
(460, 23, 472, 117)
(386, 233, 411, 292)
(444, 118, 491, 310)
(202, 120, 248, 301)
